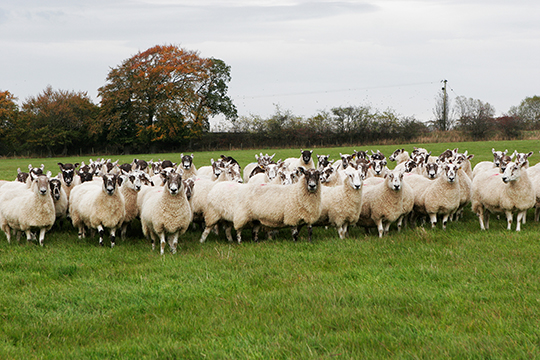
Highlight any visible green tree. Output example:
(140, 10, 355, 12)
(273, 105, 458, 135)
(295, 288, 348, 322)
(97, 45, 236, 150)
(454, 96, 496, 140)
(18, 86, 99, 155)
(0, 90, 19, 153)
(508, 95, 540, 129)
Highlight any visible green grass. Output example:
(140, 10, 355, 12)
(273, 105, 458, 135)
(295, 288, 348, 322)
(1, 139, 540, 358)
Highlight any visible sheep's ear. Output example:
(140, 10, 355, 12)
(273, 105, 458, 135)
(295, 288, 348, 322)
(310, 150, 313, 154)
(28, 164, 33, 171)
(297, 166, 306, 175)
(57, 162, 64, 168)
(467, 154, 474, 160)
(17, 168, 22, 174)
(527, 151, 534, 158)
(46, 171, 52, 178)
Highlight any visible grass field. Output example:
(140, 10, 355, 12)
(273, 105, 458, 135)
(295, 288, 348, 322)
(1, 140, 540, 359)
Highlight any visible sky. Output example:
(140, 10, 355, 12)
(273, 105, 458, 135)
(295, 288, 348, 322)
(1, 0, 539, 128)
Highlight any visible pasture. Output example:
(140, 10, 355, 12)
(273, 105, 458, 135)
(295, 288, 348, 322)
(1, 139, 540, 359)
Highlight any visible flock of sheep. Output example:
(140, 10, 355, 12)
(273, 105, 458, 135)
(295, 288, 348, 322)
(0, 146, 537, 254)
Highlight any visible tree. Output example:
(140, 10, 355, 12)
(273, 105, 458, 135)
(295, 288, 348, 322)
(97, 44, 236, 150)
(508, 95, 540, 129)
(17, 86, 99, 155)
(0, 90, 19, 153)
(454, 96, 496, 140)
(431, 86, 453, 131)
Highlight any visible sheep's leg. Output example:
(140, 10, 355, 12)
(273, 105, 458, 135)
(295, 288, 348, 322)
(38, 228, 46, 246)
(169, 233, 178, 254)
(441, 214, 450, 230)
(200, 226, 213, 243)
(485, 212, 490, 230)
(516, 212, 525, 232)
(504, 211, 513, 231)
(385, 221, 392, 235)
(429, 213, 437, 229)
(292, 226, 299, 241)
(522, 212, 527, 225)
(535, 206, 540, 222)
(110, 228, 116, 248)
(225, 225, 233, 242)
(2, 225, 11, 243)
(25, 230, 32, 242)
(308, 225, 313, 242)
(236, 230, 242, 244)
(376, 220, 384, 238)
(149, 232, 158, 251)
(15, 229, 20, 242)
(159, 232, 166, 255)
(97, 225, 105, 246)
(77, 225, 85, 239)
(396, 216, 404, 232)
(338, 224, 347, 239)
(252, 224, 260, 242)
(121, 223, 128, 240)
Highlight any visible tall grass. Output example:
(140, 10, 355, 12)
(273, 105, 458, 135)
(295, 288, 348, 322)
(1, 140, 540, 358)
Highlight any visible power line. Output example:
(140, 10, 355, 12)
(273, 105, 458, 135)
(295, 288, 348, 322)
(238, 81, 437, 99)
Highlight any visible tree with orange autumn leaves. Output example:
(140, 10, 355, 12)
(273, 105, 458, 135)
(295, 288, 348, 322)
(97, 45, 237, 150)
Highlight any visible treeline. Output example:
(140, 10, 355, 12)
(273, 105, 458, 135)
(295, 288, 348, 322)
(1, 43, 539, 156)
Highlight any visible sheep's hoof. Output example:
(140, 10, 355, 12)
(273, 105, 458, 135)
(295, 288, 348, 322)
(171, 248, 177, 254)
(99, 239, 104, 246)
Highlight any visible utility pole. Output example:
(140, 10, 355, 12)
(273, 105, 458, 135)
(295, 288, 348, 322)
(441, 79, 448, 131)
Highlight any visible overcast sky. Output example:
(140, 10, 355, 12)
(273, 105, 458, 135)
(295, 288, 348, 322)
(2, 0, 539, 126)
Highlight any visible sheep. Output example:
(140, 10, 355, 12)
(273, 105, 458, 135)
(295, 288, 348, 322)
(243, 153, 276, 183)
(197, 158, 224, 180)
(389, 148, 410, 165)
(332, 153, 355, 172)
(180, 153, 197, 179)
(472, 156, 535, 231)
(139, 172, 192, 255)
(316, 154, 331, 170)
(367, 150, 388, 177)
(69, 173, 126, 247)
(472, 148, 508, 178)
(132, 158, 150, 174)
(284, 150, 315, 170)
(118, 170, 145, 239)
(200, 180, 245, 243)
(49, 174, 69, 221)
(233, 167, 322, 243)
(357, 169, 411, 237)
(57, 162, 81, 199)
(316, 166, 366, 239)
(526, 158, 540, 221)
(412, 161, 461, 229)
(0, 173, 56, 245)
(247, 162, 281, 185)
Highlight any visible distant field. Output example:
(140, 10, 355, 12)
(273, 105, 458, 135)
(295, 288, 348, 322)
(1, 139, 540, 359)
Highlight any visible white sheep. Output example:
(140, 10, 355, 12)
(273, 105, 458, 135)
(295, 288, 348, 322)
(69, 174, 126, 247)
(200, 180, 244, 243)
(472, 148, 508, 178)
(49, 174, 69, 221)
(180, 153, 198, 179)
(316, 166, 365, 239)
(233, 167, 322, 243)
(140, 172, 192, 254)
(119, 170, 145, 239)
(412, 161, 461, 229)
(471, 156, 534, 231)
(0, 173, 56, 246)
(357, 169, 411, 237)
(284, 150, 315, 170)
(389, 148, 410, 165)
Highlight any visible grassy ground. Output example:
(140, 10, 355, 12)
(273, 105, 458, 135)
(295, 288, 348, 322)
(1, 140, 540, 358)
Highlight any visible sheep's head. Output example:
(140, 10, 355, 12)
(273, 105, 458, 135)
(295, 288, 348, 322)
(16, 168, 29, 183)
(340, 153, 353, 169)
(316, 154, 330, 169)
(492, 148, 508, 168)
(301, 150, 313, 165)
(58, 162, 79, 186)
(425, 162, 439, 179)
(298, 167, 320, 193)
(344, 167, 363, 190)
(49, 177, 62, 201)
(102, 174, 118, 196)
(385, 170, 403, 191)
(183, 178, 195, 201)
(502, 161, 524, 184)
(181, 153, 194, 170)
(164, 172, 183, 195)
(443, 162, 459, 183)
(389, 148, 405, 162)
(319, 165, 335, 184)
(34, 174, 50, 196)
